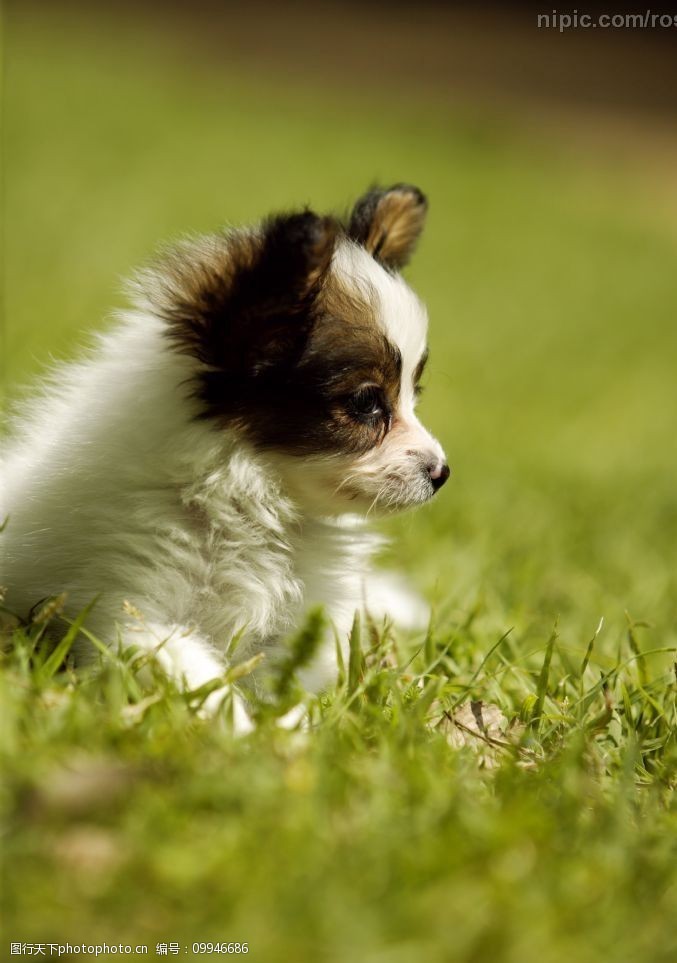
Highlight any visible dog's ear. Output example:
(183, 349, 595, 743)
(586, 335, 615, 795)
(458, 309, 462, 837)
(157, 210, 338, 378)
(225, 210, 339, 373)
(249, 209, 338, 311)
(347, 184, 427, 270)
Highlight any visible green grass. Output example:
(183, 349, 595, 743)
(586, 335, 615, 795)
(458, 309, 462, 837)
(2, 5, 677, 961)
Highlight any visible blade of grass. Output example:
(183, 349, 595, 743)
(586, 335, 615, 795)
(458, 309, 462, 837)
(273, 606, 325, 700)
(531, 620, 558, 731)
(625, 612, 649, 688)
(581, 617, 604, 677)
(37, 597, 98, 681)
(348, 611, 363, 695)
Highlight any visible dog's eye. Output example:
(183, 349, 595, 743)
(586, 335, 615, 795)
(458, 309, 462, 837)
(348, 385, 386, 422)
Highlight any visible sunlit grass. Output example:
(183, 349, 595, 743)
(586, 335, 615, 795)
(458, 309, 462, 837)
(2, 600, 676, 960)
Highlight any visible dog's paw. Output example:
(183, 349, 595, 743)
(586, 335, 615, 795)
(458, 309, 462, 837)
(199, 685, 255, 735)
(275, 702, 308, 731)
(362, 570, 430, 631)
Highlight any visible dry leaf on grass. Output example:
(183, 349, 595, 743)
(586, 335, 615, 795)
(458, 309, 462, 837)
(434, 700, 528, 769)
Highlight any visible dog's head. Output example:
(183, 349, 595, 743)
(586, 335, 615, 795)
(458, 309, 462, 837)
(141, 184, 449, 515)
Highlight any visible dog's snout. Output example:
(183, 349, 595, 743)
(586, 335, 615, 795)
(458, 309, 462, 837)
(427, 460, 450, 492)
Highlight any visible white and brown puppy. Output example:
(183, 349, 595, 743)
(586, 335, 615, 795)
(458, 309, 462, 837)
(0, 184, 449, 728)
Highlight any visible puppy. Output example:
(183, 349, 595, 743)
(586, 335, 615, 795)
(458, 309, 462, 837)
(0, 184, 449, 727)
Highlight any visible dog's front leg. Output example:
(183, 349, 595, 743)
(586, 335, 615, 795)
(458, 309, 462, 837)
(122, 620, 254, 734)
(361, 570, 430, 632)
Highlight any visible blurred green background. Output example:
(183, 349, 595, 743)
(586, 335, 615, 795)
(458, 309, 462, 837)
(3, 2, 677, 959)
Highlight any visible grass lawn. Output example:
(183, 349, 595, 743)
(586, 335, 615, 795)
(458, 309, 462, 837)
(2, 5, 677, 961)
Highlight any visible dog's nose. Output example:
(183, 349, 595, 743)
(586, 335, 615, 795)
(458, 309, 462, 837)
(428, 461, 450, 492)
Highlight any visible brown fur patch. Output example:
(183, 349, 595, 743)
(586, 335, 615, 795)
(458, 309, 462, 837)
(152, 212, 339, 381)
(296, 276, 402, 452)
(216, 271, 402, 456)
(347, 184, 427, 270)
(150, 214, 402, 457)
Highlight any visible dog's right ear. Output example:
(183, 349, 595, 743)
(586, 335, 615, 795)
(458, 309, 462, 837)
(347, 183, 427, 270)
(147, 210, 338, 378)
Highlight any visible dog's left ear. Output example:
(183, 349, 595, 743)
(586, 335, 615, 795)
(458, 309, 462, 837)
(347, 184, 427, 270)
(253, 209, 339, 308)
(153, 209, 338, 374)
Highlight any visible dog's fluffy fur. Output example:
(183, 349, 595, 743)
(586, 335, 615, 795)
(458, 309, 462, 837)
(0, 184, 448, 727)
